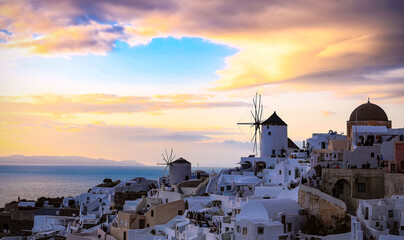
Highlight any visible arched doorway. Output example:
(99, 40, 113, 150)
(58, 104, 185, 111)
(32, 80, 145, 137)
(256, 161, 266, 171)
(334, 179, 351, 198)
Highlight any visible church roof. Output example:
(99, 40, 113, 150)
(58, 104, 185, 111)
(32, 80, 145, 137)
(261, 111, 287, 126)
(349, 101, 389, 121)
(172, 157, 190, 164)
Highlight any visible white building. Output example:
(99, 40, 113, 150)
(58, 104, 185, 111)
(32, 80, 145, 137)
(357, 195, 404, 239)
(306, 131, 347, 151)
(234, 199, 305, 240)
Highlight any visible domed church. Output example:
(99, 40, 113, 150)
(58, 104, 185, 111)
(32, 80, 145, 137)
(347, 99, 392, 149)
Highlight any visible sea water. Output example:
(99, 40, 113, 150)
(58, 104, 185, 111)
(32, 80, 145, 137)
(0, 165, 222, 207)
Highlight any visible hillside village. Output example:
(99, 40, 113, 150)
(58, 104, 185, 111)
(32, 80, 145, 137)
(1, 99, 404, 240)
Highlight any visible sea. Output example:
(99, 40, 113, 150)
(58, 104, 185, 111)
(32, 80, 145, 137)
(0, 165, 223, 208)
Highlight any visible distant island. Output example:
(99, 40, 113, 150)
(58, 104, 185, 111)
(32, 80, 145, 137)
(0, 155, 144, 166)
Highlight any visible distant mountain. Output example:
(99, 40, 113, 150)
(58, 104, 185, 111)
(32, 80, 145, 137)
(0, 155, 144, 166)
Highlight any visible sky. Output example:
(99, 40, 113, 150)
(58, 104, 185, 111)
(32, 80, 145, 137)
(0, 0, 404, 167)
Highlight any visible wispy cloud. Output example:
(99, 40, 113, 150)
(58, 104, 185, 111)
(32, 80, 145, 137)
(321, 111, 336, 116)
(0, 93, 247, 114)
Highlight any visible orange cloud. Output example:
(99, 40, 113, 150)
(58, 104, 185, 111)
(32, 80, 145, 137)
(321, 111, 336, 116)
(0, 93, 247, 115)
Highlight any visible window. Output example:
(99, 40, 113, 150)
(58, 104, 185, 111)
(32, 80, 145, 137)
(371, 152, 375, 158)
(225, 227, 229, 232)
(257, 226, 264, 235)
(266, 126, 269, 129)
(151, 210, 154, 217)
(375, 222, 379, 227)
(236, 225, 241, 233)
(358, 183, 366, 193)
(288, 170, 291, 175)
(242, 227, 247, 235)
(388, 210, 394, 218)
(178, 210, 183, 215)
(288, 223, 292, 232)
(119, 219, 123, 225)
(220, 186, 224, 191)
(125, 220, 128, 227)
(279, 170, 282, 175)
(365, 207, 369, 220)
(227, 185, 231, 191)
(268, 132, 271, 136)
(166, 199, 168, 203)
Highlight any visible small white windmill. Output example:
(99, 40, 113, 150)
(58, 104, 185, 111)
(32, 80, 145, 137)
(157, 148, 176, 176)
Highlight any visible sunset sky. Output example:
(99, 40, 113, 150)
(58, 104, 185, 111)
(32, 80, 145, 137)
(1, 0, 404, 167)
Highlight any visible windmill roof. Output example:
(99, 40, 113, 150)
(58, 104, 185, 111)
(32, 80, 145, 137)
(288, 138, 299, 149)
(261, 111, 287, 126)
(172, 157, 190, 164)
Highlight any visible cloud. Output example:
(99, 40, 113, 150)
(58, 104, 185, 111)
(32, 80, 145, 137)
(0, 93, 247, 114)
(321, 111, 336, 116)
(77, 124, 214, 142)
(276, 65, 404, 103)
(5, 21, 125, 56)
(1, 0, 404, 99)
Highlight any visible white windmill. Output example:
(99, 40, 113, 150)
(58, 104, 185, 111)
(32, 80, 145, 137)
(157, 148, 176, 176)
(237, 93, 263, 155)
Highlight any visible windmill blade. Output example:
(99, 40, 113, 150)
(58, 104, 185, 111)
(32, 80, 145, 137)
(163, 165, 168, 176)
(251, 128, 258, 154)
(258, 95, 263, 121)
(260, 104, 263, 122)
(165, 149, 169, 161)
(251, 128, 257, 143)
(162, 153, 168, 164)
(169, 148, 173, 161)
(254, 96, 259, 121)
(250, 110, 255, 121)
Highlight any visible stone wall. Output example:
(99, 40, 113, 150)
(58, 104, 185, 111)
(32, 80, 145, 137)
(298, 185, 347, 227)
(384, 173, 404, 197)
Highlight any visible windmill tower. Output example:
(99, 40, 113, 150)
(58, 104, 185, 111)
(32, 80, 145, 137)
(260, 111, 288, 158)
(237, 93, 263, 156)
(157, 148, 176, 177)
(170, 157, 191, 185)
